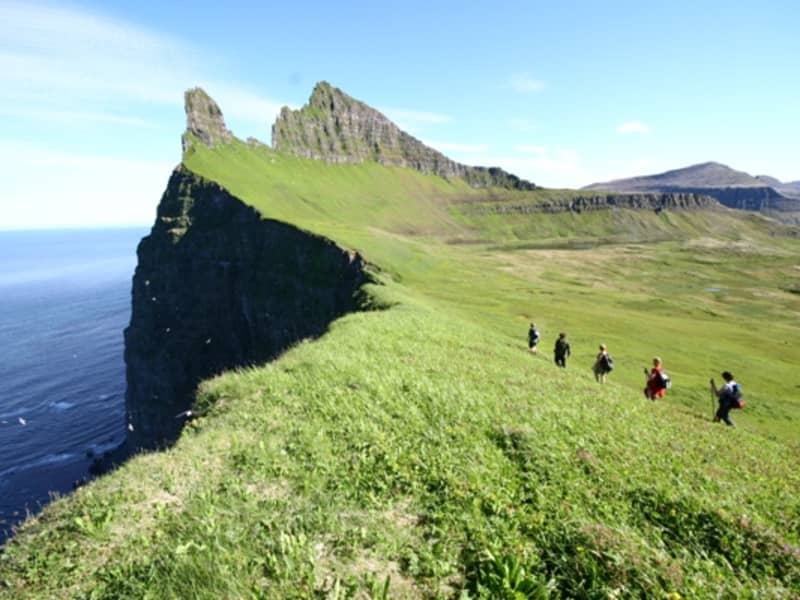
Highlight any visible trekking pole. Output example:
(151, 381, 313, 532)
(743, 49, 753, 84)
(709, 379, 716, 421)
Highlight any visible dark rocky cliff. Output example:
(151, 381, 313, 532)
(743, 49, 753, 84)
(272, 82, 535, 190)
(464, 192, 719, 215)
(124, 166, 368, 449)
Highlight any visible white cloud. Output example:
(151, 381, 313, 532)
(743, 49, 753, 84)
(0, 106, 157, 127)
(617, 121, 650, 134)
(0, 1, 289, 227)
(0, 1, 285, 128)
(424, 140, 488, 153)
(510, 73, 545, 93)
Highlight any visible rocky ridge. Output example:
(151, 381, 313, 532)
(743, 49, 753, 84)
(182, 87, 234, 151)
(272, 82, 535, 190)
(465, 192, 719, 215)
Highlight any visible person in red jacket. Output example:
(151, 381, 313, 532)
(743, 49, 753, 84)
(644, 357, 667, 400)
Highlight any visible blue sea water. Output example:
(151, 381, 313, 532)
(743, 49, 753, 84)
(0, 227, 146, 544)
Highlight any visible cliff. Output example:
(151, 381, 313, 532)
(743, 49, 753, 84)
(124, 166, 368, 449)
(462, 191, 719, 215)
(272, 81, 535, 190)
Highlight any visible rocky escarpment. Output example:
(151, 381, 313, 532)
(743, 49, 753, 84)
(272, 82, 535, 190)
(463, 192, 719, 215)
(182, 87, 234, 151)
(124, 166, 368, 449)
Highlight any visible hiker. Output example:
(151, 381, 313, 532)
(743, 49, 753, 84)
(554, 332, 571, 367)
(644, 357, 667, 400)
(593, 344, 613, 383)
(528, 323, 540, 354)
(711, 371, 740, 427)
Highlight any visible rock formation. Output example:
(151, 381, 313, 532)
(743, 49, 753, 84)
(465, 192, 719, 215)
(182, 87, 234, 151)
(124, 166, 368, 449)
(272, 82, 535, 190)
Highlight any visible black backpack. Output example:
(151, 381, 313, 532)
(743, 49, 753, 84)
(602, 354, 614, 371)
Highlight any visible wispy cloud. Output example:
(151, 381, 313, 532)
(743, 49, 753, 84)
(617, 121, 650, 134)
(0, 1, 285, 130)
(509, 73, 545, 93)
(383, 108, 453, 125)
(0, 106, 158, 127)
(0, 1, 290, 227)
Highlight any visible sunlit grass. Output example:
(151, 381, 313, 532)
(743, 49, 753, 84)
(1, 144, 798, 598)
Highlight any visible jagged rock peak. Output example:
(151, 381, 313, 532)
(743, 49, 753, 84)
(183, 87, 234, 151)
(272, 81, 535, 190)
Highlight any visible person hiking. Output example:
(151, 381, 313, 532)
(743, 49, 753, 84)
(644, 356, 667, 400)
(593, 344, 613, 383)
(554, 332, 571, 367)
(527, 323, 540, 354)
(711, 371, 740, 427)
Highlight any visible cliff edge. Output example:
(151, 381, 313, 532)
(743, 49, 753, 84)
(124, 166, 368, 449)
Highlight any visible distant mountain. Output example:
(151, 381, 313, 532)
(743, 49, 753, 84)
(584, 162, 800, 213)
(757, 175, 800, 200)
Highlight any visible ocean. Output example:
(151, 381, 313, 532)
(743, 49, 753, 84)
(0, 227, 146, 544)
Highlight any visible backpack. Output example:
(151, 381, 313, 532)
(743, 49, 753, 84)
(729, 383, 745, 409)
(657, 370, 672, 390)
(602, 354, 614, 372)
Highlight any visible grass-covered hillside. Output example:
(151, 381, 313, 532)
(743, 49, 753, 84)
(1, 141, 798, 598)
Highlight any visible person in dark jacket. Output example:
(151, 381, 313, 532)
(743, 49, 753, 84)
(593, 344, 612, 383)
(527, 323, 540, 354)
(711, 371, 740, 427)
(554, 332, 571, 367)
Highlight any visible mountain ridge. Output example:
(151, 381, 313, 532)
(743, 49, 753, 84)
(583, 161, 800, 213)
(271, 81, 537, 190)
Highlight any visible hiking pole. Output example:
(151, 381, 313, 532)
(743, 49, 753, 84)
(709, 379, 716, 421)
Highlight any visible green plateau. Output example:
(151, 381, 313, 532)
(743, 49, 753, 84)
(1, 92, 799, 598)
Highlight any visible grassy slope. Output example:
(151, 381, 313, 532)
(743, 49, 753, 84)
(1, 142, 798, 598)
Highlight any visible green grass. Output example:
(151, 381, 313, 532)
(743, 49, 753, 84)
(1, 142, 799, 598)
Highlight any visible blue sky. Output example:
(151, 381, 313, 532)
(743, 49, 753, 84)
(1, 0, 798, 228)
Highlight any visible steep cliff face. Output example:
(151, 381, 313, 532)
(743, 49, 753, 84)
(124, 166, 368, 449)
(272, 82, 535, 190)
(464, 192, 719, 215)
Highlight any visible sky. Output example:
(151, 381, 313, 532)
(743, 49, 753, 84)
(1, 0, 798, 229)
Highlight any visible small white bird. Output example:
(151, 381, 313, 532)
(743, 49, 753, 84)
(127, 423, 134, 432)
(18, 417, 27, 425)
(174, 409, 193, 419)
